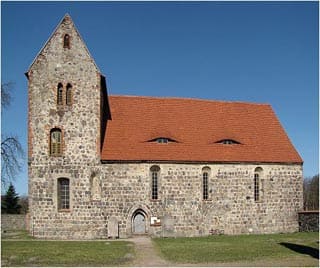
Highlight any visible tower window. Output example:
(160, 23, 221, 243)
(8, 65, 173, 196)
(58, 178, 70, 210)
(63, 34, 70, 49)
(57, 83, 63, 105)
(50, 128, 62, 156)
(66, 83, 72, 105)
(57, 83, 73, 108)
(150, 165, 160, 200)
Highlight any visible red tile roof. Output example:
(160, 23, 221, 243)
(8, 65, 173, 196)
(101, 96, 302, 164)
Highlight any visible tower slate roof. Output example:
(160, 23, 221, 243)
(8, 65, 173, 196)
(101, 95, 302, 164)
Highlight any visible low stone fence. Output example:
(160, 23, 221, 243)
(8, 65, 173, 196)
(298, 211, 319, 232)
(1, 214, 29, 231)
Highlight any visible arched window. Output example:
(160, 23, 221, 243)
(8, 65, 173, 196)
(58, 178, 70, 210)
(150, 165, 160, 200)
(57, 83, 63, 105)
(202, 167, 210, 200)
(203, 172, 209, 200)
(254, 167, 263, 202)
(63, 34, 70, 49)
(50, 128, 62, 156)
(66, 83, 72, 105)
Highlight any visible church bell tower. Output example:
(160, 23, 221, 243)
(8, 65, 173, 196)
(26, 14, 109, 238)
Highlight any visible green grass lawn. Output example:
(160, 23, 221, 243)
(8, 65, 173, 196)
(2, 231, 318, 267)
(153, 232, 319, 265)
(1, 230, 34, 240)
(1, 240, 135, 267)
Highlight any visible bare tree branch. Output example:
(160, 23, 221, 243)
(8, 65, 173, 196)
(1, 82, 14, 109)
(1, 82, 25, 187)
(1, 135, 25, 188)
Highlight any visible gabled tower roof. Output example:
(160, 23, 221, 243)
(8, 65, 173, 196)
(26, 13, 100, 76)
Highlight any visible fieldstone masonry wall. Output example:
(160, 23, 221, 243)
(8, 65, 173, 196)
(28, 162, 302, 239)
(1, 214, 27, 231)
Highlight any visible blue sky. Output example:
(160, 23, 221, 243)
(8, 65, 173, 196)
(1, 1, 319, 195)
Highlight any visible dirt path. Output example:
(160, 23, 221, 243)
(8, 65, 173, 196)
(126, 236, 170, 267)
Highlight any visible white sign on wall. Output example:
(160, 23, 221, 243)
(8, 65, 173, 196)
(150, 216, 161, 225)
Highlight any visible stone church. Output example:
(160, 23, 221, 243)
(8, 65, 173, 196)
(26, 14, 303, 239)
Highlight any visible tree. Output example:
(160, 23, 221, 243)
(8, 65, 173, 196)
(1, 183, 21, 214)
(1, 82, 25, 187)
(1, 136, 24, 187)
(303, 174, 319, 211)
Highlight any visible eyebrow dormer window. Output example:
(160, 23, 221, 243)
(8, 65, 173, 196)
(157, 138, 169, 144)
(216, 139, 241, 145)
(148, 137, 177, 144)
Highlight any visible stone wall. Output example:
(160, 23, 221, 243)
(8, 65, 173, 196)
(1, 214, 27, 231)
(28, 162, 303, 239)
(298, 211, 319, 232)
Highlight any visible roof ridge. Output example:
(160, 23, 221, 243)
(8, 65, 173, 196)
(108, 94, 270, 106)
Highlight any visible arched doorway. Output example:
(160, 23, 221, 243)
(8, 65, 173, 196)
(132, 210, 147, 234)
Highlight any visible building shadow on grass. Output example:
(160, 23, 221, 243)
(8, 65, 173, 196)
(279, 242, 319, 259)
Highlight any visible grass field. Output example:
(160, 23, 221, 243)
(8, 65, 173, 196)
(153, 232, 319, 266)
(1, 240, 135, 267)
(1, 231, 319, 266)
(1, 230, 34, 240)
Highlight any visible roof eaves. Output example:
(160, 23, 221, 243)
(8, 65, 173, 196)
(101, 159, 303, 165)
